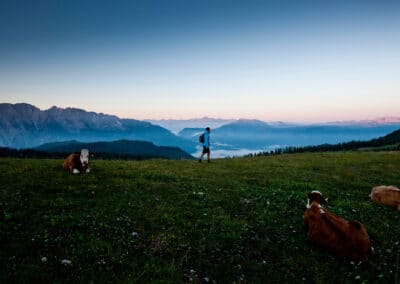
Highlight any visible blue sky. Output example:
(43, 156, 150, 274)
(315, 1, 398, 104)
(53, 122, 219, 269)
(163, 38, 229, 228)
(0, 0, 399, 121)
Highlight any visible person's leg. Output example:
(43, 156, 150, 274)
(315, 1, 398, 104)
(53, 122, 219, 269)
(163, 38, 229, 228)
(199, 147, 205, 162)
(207, 149, 210, 162)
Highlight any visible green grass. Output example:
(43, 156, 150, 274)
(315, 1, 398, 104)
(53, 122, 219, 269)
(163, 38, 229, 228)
(0, 152, 399, 283)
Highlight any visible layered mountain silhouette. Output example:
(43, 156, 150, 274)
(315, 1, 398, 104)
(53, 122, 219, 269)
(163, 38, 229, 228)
(178, 119, 400, 151)
(0, 103, 194, 152)
(1, 103, 399, 158)
(34, 140, 194, 159)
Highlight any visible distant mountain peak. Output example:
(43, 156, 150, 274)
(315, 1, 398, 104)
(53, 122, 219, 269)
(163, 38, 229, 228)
(372, 117, 400, 124)
(236, 118, 267, 124)
(325, 116, 400, 126)
(48, 105, 62, 111)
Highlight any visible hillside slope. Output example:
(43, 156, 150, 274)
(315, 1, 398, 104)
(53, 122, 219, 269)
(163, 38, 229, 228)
(35, 139, 194, 159)
(0, 152, 399, 282)
(270, 128, 400, 155)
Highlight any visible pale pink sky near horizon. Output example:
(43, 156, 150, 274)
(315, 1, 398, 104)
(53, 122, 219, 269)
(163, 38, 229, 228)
(3, 100, 399, 124)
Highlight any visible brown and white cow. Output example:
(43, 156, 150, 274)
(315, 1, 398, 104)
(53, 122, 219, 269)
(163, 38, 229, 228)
(304, 191, 373, 261)
(370, 185, 400, 211)
(63, 149, 90, 174)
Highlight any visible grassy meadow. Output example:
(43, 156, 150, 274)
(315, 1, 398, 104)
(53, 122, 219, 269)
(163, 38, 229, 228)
(0, 152, 399, 283)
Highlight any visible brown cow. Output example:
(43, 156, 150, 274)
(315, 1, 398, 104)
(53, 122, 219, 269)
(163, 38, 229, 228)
(370, 186, 400, 211)
(63, 149, 90, 174)
(304, 191, 373, 261)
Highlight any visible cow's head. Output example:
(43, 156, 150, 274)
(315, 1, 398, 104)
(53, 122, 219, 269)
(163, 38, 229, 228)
(307, 191, 327, 208)
(80, 149, 89, 167)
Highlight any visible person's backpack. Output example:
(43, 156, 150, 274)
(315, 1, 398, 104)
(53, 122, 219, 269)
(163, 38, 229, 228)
(199, 133, 205, 143)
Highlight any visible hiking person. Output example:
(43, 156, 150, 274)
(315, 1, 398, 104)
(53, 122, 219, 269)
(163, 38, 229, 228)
(199, 127, 211, 163)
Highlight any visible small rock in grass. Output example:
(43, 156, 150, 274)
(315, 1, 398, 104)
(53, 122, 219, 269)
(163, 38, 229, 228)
(203, 277, 209, 282)
(355, 275, 360, 280)
(61, 259, 72, 265)
(41, 257, 47, 263)
(131, 232, 138, 237)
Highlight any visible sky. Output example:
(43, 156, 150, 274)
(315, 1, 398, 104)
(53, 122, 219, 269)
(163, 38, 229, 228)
(0, 0, 399, 122)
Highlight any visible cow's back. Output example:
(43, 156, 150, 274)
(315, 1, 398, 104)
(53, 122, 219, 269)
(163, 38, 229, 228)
(371, 186, 400, 209)
(304, 202, 371, 261)
(63, 153, 81, 172)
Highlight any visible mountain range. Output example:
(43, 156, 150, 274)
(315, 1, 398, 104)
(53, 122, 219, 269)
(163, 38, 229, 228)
(1, 103, 399, 158)
(0, 103, 194, 153)
(178, 119, 400, 157)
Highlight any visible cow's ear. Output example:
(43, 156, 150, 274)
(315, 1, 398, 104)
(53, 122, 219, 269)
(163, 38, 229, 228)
(320, 196, 327, 204)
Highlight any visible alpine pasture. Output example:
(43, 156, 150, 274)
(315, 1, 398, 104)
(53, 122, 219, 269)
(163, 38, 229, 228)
(0, 152, 399, 283)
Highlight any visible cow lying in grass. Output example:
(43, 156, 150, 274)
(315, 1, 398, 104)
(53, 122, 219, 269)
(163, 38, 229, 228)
(63, 149, 90, 174)
(370, 185, 400, 211)
(304, 191, 373, 262)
